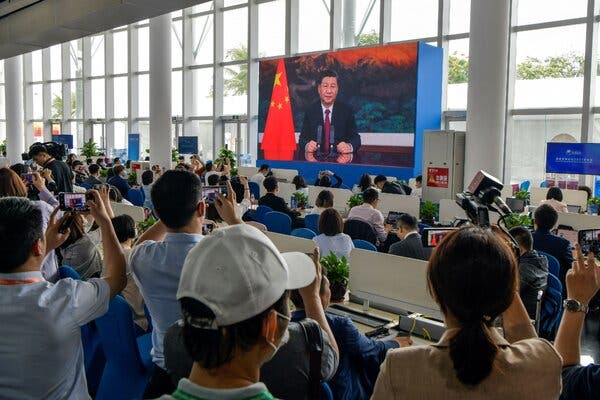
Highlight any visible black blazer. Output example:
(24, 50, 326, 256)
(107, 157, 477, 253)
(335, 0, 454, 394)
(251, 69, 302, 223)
(388, 233, 431, 261)
(533, 230, 573, 296)
(299, 101, 361, 152)
(258, 193, 300, 220)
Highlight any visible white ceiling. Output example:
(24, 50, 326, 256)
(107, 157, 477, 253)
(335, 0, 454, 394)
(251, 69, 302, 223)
(0, 0, 211, 60)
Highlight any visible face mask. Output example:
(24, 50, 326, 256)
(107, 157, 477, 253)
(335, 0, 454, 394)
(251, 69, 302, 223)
(265, 311, 291, 361)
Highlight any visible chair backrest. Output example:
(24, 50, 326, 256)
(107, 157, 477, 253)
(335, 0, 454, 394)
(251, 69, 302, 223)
(264, 211, 292, 235)
(418, 223, 430, 236)
(58, 265, 81, 280)
(539, 274, 563, 340)
(255, 205, 273, 224)
(291, 228, 317, 239)
(540, 180, 549, 188)
(246, 220, 268, 232)
(520, 180, 531, 192)
(79, 182, 93, 190)
(352, 239, 377, 252)
(537, 251, 560, 278)
(343, 219, 377, 245)
(304, 213, 320, 234)
(127, 189, 145, 206)
(248, 181, 261, 200)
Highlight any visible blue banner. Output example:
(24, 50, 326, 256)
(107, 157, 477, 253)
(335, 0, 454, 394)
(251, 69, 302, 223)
(53, 134, 73, 149)
(595, 176, 600, 198)
(546, 143, 600, 175)
(178, 136, 198, 155)
(128, 134, 140, 161)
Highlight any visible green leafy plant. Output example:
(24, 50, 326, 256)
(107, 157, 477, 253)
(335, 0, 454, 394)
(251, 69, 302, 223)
(394, 179, 408, 186)
(215, 146, 236, 168)
(420, 200, 439, 221)
(127, 171, 137, 185)
(347, 194, 364, 209)
(171, 148, 179, 162)
(99, 169, 108, 178)
(514, 189, 530, 202)
(503, 213, 533, 230)
(292, 192, 308, 208)
(0, 139, 6, 156)
(138, 215, 157, 233)
(588, 197, 600, 207)
(320, 251, 350, 286)
(81, 139, 98, 158)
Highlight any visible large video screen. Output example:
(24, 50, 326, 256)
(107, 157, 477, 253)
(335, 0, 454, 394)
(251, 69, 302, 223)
(546, 142, 600, 175)
(258, 43, 418, 167)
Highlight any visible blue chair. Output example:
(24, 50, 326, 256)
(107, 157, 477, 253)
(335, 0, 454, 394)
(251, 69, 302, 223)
(248, 181, 261, 200)
(304, 213, 320, 234)
(127, 188, 145, 207)
(520, 180, 531, 192)
(264, 211, 292, 235)
(95, 296, 153, 400)
(254, 205, 273, 224)
(79, 182, 93, 190)
(58, 265, 81, 280)
(538, 251, 560, 278)
(540, 180, 549, 188)
(291, 228, 317, 239)
(539, 274, 563, 340)
(352, 239, 378, 252)
(418, 223, 431, 236)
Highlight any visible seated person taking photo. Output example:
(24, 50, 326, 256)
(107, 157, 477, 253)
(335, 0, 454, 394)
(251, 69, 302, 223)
(57, 213, 104, 280)
(373, 175, 409, 195)
(258, 176, 302, 228)
(250, 164, 270, 186)
(347, 188, 390, 245)
(292, 175, 309, 197)
(313, 208, 354, 259)
(509, 226, 549, 320)
(0, 193, 126, 399)
(315, 170, 343, 188)
(388, 214, 431, 261)
(540, 187, 568, 214)
(160, 225, 336, 400)
(371, 227, 562, 399)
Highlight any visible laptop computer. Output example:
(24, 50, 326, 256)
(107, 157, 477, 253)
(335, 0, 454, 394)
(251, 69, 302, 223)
(567, 205, 581, 214)
(506, 197, 525, 213)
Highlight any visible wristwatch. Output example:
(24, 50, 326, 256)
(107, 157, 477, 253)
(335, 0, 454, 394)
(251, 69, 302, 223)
(563, 299, 589, 314)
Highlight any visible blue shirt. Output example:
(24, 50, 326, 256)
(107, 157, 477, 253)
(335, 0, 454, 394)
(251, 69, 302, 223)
(561, 364, 600, 400)
(131, 232, 203, 368)
(107, 175, 132, 200)
(292, 310, 398, 400)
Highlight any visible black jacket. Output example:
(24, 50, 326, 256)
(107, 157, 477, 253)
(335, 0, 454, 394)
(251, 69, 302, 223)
(518, 250, 549, 319)
(258, 193, 300, 221)
(299, 101, 361, 152)
(314, 173, 343, 188)
(533, 229, 573, 296)
(381, 181, 407, 195)
(43, 158, 73, 194)
(388, 233, 431, 261)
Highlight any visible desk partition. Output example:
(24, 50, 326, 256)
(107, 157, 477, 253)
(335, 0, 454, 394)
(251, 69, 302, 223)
(111, 202, 145, 223)
(307, 186, 353, 211)
(238, 166, 258, 178)
(557, 212, 600, 231)
(377, 193, 420, 218)
(271, 168, 299, 182)
(265, 231, 316, 253)
(531, 188, 588, 211)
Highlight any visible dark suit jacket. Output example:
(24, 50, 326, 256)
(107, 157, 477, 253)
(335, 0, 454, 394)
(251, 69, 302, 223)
(258, 193, 300, 221)
(299, 101, 361, 152)
(84, 176, 103, 186)
(533, 229, 573, 295)
(388, 233, 431, 261)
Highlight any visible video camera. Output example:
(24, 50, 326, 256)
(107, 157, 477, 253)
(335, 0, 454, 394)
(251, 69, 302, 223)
(456, 171, 512, 227)
(22, 142, 68, 162)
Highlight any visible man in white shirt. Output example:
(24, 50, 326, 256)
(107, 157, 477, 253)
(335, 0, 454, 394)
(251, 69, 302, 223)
(0, 193, 126, 400)
(250, 164, 270, 186)
(347, 188, 391, 244)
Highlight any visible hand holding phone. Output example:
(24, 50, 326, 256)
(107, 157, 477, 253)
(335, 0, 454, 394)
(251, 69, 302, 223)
(59, 192, 92, 212)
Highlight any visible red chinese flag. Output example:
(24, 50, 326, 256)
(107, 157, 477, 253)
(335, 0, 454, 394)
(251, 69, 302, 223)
(261, 59, 297, 160)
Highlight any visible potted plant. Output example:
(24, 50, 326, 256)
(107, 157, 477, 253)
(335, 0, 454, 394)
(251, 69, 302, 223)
(588, 197, 600, 215)
(128, 171, 138, 186)
(320, 251, 350, 302)
(420, 200, 438, 226)
(138, 215, 157, 234)
(215, 146, 238, 176)
(0, 139, 6, 157)
(99, 168, 108, 180)
(514, 189, 530, 205)
(81, 139, 98, 159)
(171, 148, 179, 162)
(347, 194, 364, 209)
(502, 213, 533, 230)
(292, 192, 308, 209)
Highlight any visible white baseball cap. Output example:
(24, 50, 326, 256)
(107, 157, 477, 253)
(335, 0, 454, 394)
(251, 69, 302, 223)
(177, 224, 316, 328)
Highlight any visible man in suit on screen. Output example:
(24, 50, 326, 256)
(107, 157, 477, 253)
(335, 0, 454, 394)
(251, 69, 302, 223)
(299, 70, 361, 155)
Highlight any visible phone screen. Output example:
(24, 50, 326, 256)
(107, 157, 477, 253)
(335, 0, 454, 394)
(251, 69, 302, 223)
(578, 229, 600, 257)
(202, 185, 227, 203)
(21, 173, 33, 184)
(421, 228, 458, 248)
(59, 193, 89, 212)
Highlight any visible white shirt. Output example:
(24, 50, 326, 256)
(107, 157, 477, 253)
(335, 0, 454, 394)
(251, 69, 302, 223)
(250, 173, 266, 186)
(412, 187, 422, 197)
(313, 233, 355, 259)
(0, 272, 110, 399)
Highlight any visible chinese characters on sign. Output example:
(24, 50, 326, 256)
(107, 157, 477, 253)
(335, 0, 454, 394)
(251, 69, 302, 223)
(427, 167, 449, 188)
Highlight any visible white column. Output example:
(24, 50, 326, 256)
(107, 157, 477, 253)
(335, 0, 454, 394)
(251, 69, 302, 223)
(149, 13, 172, 170)
(5, 56, 25, 165)
(464, 0, 511, 184)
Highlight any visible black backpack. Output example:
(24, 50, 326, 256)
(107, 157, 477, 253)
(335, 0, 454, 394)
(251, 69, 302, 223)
(298, 319, 325, 400)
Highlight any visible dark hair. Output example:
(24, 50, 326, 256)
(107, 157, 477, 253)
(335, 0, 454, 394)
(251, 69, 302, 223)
(259, 164, 270, 172)
(0, 168, 28, 198)
(175, 163, 192, 171)
(416, 175, 422, 183)
(534, 204, 558, 232)
(0, 197, 43, 272)
(113, 165, 125, 176)
(318, 175, 331, 187)
(315, 190, 334, 208)
(141, 170, 154, 185)
(363, 188, 379, 204)
(96, 158, 104, 165)
(180, 293, 288, 369)
(263, 176, 278, 192)
(86, 158, 93, 165)
(317, 70, 338, 85)
(111, 215, 136, 243)
(108, 185, 123, 203)
(319, 208, 344, 236)
(28, 143, 49, 158)
(113, 157, 121, 164)
(207, 174, 220, 186)
(60, 213, 86, 249)
(292, 175, 307, 190)
(358, 174, 372, 192)
(125, 160, 132, 169)
(509, 226, 533, 251)
(373, 175, 387, 185)
(205, 203, 222, 223)
(152, 170, 202, 229)
(230, 178, 245, 204)
(427, 227, 516, 386)
(205, 161, 214, 172)
(578, 185, 592, 201)
(290, 273, 328, 310)
(88, 164, 100, 175)
(71, 160, 83, 168)
(178, 155, 185, 161)
(397, 213, 417, 231)
(546, 187, 563, 202)
(10, 163, 28, 176)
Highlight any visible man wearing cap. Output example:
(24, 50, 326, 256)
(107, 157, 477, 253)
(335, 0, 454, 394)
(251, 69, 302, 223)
(159, 224, 338, 400)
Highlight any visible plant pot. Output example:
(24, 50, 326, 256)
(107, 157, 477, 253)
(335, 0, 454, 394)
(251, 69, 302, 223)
(330, 281, 347, 302)
(589, 204, 599, 215)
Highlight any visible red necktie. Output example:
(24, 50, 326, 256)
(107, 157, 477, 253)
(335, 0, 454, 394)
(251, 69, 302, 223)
(324, 109, 331, 154)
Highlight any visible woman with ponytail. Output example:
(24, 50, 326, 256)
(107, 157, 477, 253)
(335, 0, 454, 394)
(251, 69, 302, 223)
(371, 226, 562, 399)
